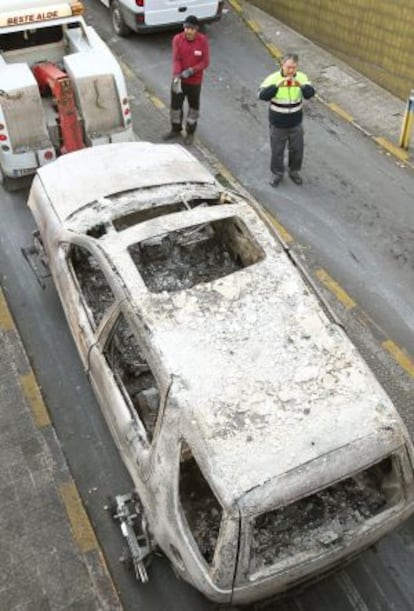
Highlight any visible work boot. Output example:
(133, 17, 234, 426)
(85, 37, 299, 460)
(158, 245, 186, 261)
(184, 132, 194, 145)
(289, 171, 303, 185)
(162, 128, 181, 141)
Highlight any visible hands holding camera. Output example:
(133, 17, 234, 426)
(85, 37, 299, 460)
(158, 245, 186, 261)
(281, 78, 300, 87)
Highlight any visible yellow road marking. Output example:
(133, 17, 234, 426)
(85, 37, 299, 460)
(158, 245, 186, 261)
(119, 60, 135, 79)
(216, 163, 235, 185)
(382, 340, 414, 378)
(374, 137, 409, 162)
(0, 288, 14, 331)
(316, 269, 356, 310)
(228, 0, 242, 13)
(327, 103, 354, 123)
(267, 214, 294, 244)
(20, 372, 51, 428)
(246, 19, 261, 33)
(266, 43, 282, 59)
(149, 95, 165, 109)
(60, 480, 98, 553)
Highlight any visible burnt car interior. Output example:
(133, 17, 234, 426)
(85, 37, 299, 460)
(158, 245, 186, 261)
(179, 441, 223, 565)
(69, 244, 115, 327)
(103, 314, 160, 442)
(129, 217, 265, 293)
(248, 456, 401, 576)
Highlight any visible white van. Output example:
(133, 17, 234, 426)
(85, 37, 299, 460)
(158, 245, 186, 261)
(99, 0, 223, 36)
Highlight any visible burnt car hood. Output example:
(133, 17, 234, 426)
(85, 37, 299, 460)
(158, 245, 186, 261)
(34, 142, 215, 221)
(144, 256, 404, 508)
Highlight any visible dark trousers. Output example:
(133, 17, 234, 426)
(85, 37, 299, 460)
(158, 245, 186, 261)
(170, 82, 201, 134)
(270, 123, 304, 176)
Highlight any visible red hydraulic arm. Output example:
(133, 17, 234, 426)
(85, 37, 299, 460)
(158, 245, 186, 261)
(32, 62, 85, 154)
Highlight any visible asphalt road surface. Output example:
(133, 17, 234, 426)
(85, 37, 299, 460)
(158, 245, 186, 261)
(0, 3, 413, 610)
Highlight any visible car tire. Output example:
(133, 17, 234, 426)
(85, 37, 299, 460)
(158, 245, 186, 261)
(111, 1, 131, 37)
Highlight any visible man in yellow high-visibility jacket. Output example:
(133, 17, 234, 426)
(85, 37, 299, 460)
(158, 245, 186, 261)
(258, 53, 315, 186)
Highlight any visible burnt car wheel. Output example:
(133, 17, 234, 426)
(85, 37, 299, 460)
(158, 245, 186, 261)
(111, 1, 131, 37)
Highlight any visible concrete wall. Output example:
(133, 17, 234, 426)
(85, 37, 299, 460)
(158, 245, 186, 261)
(249, 0, 414, 101)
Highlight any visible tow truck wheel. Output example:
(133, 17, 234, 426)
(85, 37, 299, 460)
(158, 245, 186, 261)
(111, 1, 131, 37)
(0, 168, 15, 192)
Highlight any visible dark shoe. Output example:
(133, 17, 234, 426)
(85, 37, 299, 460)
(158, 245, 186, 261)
(270, 174, 283, 187)
(184, 132, 194, 145)
(162, 129, 181, 141)
(289, 172, 303, 185)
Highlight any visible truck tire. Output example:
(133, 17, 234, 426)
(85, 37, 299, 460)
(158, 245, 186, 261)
(0, 168, 16, 192)
(111, 1, 131, 37)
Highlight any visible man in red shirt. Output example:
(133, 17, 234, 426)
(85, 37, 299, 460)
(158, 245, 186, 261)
(163, 15, 210, 145)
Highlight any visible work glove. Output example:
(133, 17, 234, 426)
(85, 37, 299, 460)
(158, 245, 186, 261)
(258, 84, 278, 101)
(180, 68, 194, 79)
(172, 77, 182, 94)
(301, 83, 315, 99)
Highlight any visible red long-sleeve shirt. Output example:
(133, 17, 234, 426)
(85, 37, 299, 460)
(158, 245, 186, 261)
(172, 31, 210, 85)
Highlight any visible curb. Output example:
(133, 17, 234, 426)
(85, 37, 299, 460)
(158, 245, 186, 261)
(0, 286, 122, 611)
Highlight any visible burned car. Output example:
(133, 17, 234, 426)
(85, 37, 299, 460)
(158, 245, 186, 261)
(27, 142, 414, 605)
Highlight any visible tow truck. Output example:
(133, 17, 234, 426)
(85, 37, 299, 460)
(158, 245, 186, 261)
(0, 0, 134, 189)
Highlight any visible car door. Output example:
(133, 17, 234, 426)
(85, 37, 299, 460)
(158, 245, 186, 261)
(54, 239, 117, 368)
(87, 305, 165, 482)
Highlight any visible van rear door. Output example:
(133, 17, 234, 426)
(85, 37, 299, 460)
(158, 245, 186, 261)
(143, 0, 219, 27)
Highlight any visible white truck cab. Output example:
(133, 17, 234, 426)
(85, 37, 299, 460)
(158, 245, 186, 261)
(99, 0, 224, 36)
(0, 0, 134, 188)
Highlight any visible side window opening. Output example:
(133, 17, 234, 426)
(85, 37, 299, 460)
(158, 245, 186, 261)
(179, 442, 222, 564)
(128, 216, 265, 293)
(68, 244, 115, 328)
(103, 314, 160, 442)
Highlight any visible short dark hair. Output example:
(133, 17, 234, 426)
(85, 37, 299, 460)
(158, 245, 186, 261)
(281, 53, 299, 64)
(184, 15, 199, 28)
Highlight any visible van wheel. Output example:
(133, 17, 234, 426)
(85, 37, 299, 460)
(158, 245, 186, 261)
(111, 1, 131, 37)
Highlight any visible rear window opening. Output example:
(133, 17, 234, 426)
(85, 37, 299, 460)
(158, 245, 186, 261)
(0, 26, 64, 51)
(250, 457, 401, 574)
(129, 216, 265, 293)
(179, 443, 222, 564)
(113, 196, 228, 231)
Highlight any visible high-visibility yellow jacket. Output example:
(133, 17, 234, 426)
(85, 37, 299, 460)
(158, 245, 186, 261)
(259, 70, 315, 128)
